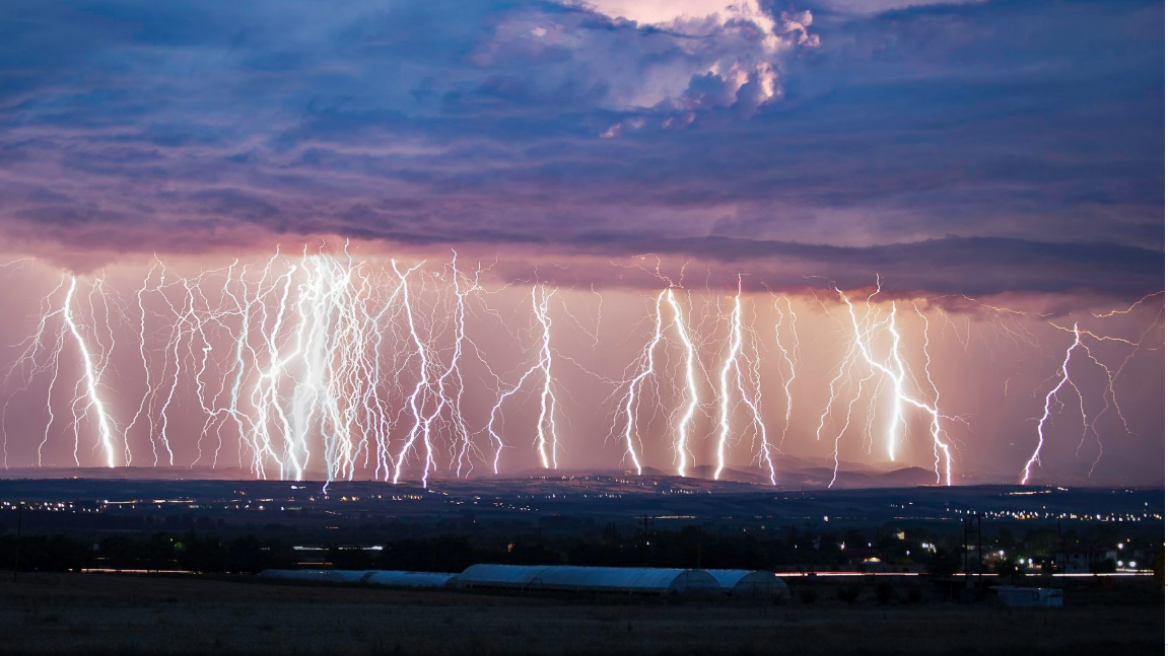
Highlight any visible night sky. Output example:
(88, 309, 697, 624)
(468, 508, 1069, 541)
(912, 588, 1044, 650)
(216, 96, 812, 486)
(0, 0, 1162, 484)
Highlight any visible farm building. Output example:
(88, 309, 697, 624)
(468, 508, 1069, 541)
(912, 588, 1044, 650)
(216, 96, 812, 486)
(259, 570, 458, 589)
(259, 569, 377, 585)
(453, 564, 536, 590)
(259, 566, 790, 598)
(456, 565, 719, 596)
(365, 571, 459, 589)
(705, 570, 790, 598)
(991, 586, 1064, 608)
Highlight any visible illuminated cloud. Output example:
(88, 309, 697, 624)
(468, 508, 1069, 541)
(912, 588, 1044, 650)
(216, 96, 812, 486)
(0, 0, 1160, 301)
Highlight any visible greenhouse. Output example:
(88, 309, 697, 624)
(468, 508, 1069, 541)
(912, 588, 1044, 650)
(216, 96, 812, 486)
(259, 569, 376, 585)
(258, 566, 786, 598)
(259, 569, 458, 589)
(364, 570, 459, 589)
(704, 570, 790, 598)
(455, 564, 719, 596)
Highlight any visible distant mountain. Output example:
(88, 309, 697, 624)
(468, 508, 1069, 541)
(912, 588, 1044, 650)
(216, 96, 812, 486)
(0, 466, 256, 481)
(776, 465, 940, 490)
(3, 459, 1157, 490)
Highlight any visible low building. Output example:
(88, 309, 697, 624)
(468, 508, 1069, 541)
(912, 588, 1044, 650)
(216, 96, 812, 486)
(364, 570, 459, 589)
(259, 569, 458, 589)
(705, 570, 790, 599)
(1054, 547, 1105, 573)
(456, 564, 719, 596)
(259, 569, 377, 584)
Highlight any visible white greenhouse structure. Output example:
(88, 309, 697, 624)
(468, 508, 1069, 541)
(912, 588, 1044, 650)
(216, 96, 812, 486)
(259, 569, 458, 589)
(704, 570, 790, 598)
(455, 564, 719, 596)
(365, 570, 459, 589)
(259, 569, 377, 585)
(258, 566, 790, 599)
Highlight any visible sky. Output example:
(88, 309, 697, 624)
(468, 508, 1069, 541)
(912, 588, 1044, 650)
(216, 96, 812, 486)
(0, 0, 1162, 485)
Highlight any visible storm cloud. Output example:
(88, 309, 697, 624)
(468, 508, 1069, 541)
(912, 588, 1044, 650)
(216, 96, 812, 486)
(0, 0, 1162, 298)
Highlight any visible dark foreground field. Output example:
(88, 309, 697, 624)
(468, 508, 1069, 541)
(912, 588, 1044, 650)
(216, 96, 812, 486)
(0, 573, 1161, 656)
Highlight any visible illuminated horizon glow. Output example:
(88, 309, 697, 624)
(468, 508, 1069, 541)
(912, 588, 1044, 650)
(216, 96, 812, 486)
(0, 252, 1161, 486)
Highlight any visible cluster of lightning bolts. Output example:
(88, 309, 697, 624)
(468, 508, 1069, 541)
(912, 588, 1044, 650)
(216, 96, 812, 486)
(605, 266, 791, 485)
(3, 249, 510, 487)
(811, 278, 958, 487)
(0, 253, 1162, 487)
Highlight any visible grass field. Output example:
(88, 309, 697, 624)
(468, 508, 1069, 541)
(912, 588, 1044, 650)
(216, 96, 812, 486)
(0, 573, 1161, 655)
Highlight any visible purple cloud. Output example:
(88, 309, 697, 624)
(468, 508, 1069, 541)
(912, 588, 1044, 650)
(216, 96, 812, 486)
(0, 0, 1160, 301)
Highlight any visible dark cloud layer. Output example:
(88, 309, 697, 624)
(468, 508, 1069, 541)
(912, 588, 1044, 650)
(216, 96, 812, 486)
(0, 0, 1162, 297)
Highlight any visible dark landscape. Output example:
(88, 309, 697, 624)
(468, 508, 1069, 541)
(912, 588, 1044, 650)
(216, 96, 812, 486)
(2, 565, 1160, 656)
(0, 475, 1162, 655)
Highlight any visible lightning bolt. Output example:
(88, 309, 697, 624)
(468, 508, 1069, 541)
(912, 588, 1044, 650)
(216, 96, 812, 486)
(1021, 323, 1080, 484)
(665, 289, 700, 477)
(392, 258, 436, 485)
(58, 276, 122, 468)
(611, 290, 666, 475)
(533, 285, 560, 470)
(834, 281, 955, 486)
(484, 284, 560, 473)
(772, 294, 798, 447)
(714, 276, 776, 484)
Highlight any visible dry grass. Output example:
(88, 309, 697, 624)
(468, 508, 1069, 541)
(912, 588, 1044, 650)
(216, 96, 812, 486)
(0, 573, 1160, 655)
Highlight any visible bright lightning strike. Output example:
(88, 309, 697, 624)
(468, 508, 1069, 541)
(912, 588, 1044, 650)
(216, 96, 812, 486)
(714, 276, 776, 484)
(62, 277, 121, 468)
(833, 281, 955, 486)
(1021, 323, 1080, 484)
(665, 289, 700, 477)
